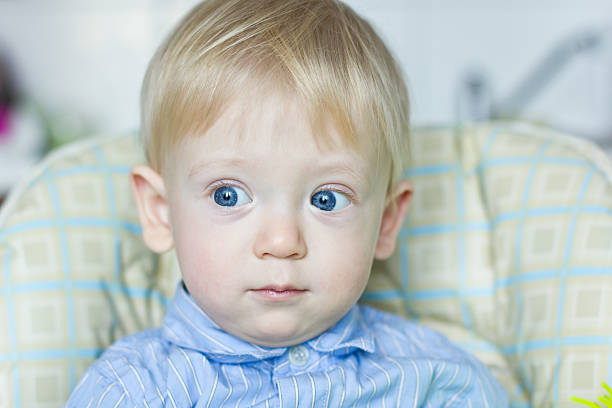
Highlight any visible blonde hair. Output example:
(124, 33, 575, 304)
(141, 0, 410, 188)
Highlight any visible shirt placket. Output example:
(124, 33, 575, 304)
(272, 345, 321, 407)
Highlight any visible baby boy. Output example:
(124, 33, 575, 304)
(67, 0, 508, 406)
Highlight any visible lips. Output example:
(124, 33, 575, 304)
(250, 285, 308, 301)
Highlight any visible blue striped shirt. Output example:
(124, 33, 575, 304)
(66, 283, 508, 407)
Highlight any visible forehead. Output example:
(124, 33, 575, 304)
(172, 86, 383, 172)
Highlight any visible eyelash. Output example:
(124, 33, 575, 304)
(207, 180, 251, 196)
(313, 185, 356, 204)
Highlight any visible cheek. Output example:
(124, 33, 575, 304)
(170, 205, 248, 290)
(175, 230, 247, 314)
(322, 206, 382, 257)
(310, 214, 381, 288)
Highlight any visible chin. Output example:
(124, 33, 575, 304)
(248, 316, 315, 348)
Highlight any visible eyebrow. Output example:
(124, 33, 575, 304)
(314, 162, 371, 186)
(188, 156, 372, 187)
(188, 158, 249, 179)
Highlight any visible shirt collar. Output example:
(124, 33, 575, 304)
(162, 282, 375, 364)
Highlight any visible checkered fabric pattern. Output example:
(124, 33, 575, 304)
(0, 134, 182, 408)
(1, 122, 611, 407)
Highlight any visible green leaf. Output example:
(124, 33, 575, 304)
(570, 396, 602, 407)
(602, 382, 612, 398)
(597, 395, 612, 408)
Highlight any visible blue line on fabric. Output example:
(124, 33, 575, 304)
(1, 245, 17, 347)
(74, 280, 167, 299)
(609, 328, 612, 384)
(511, 140, 550, 395)
(406, 289, 458, 301)
(581, 205, 612, 215)
(399, 204, 612, 239)
(502, 336, 611, 355)
(480, 128, 500, 159)
(404, 164, 457, 177)
(1, 240, 21, 407)
(22, 164, 133, 191)
(404, 155, 589, 183)
(561, 336, 610, 346)
(399, 241, 413, 317)
(362, 288, 476, 302)
(362, 265, 612, 303)
(3, 280, 168, 302)
(402, 158, 572, 180)
(502, 206, 573, 218)
(455, 167, 473, 331)
(553, 166, 593, 406)
(53, 164, 132, 178)
(512, 383, 527, 406)
(491, 205, 608, 223)
(0, 218, 142, 238)
(0, 348, 105, 363)
(92, 147, 123, 285)
(567, 266, 612, 276)
(494, 269, 561, 287)
(400, 222, 490, 237)
(480, 156, 589, 169)
(453, 339, 502, 354)
(94, 146, 133, 350)
(45, 167, 78, 391)
(360, 289, 404, 302)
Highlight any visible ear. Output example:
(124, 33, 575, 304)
(374, 180, 412, 260)
(129, 165, 174, 253)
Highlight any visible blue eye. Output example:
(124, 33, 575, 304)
(311, 190, 350, 211)
(213, 185, 251, 207)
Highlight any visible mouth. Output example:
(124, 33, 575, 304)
(249, 285, 308, 301)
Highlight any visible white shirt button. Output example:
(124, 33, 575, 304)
(288, 345, 309, 366)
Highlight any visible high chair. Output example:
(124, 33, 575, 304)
(1, 122, 611, 407)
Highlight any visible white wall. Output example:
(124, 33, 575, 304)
(0, 0, 611, 142)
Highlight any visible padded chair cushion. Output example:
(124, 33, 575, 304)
(1, 122, 611, 407)
(0, 134, 181, 407)
(366, 122, 612, 407)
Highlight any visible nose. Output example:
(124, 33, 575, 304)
(253, 212, 307, 260)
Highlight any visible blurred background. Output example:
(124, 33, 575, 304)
(0, 0, 611, 203)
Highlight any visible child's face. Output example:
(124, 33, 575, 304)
(133, 88, 411, 348)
